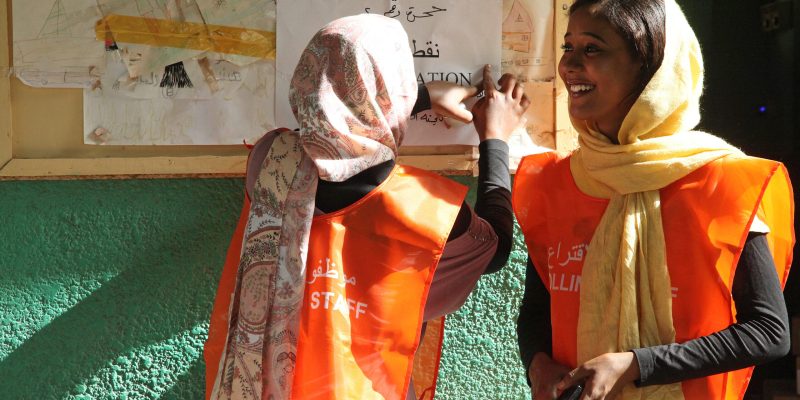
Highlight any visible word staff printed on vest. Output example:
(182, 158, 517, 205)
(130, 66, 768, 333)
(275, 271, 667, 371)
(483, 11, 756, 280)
(306, 257, 369, 319)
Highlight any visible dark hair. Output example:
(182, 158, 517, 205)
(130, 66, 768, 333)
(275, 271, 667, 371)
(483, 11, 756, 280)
(569, 0, 666, 86)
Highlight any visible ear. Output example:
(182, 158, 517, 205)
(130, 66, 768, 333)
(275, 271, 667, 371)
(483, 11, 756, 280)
(637, 62, 650, 89)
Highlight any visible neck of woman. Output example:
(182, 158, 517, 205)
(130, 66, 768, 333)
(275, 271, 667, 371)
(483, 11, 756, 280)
(315, 159, 396, 213)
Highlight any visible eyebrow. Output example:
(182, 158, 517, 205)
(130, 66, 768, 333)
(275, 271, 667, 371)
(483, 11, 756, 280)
(563, 32, 608, 44)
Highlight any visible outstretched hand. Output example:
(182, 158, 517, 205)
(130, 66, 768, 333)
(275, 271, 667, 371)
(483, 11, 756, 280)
(472, 65, 531, 142)
(426, 80, 480, 124)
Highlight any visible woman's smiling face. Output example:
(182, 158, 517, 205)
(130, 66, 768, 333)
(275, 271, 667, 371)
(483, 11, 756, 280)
(558, 6, 644, 141)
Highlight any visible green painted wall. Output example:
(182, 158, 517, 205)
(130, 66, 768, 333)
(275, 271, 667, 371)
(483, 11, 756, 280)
(0, 177, 530, 399)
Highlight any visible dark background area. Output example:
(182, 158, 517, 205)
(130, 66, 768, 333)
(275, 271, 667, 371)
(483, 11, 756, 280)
(678, 0, 799, 397)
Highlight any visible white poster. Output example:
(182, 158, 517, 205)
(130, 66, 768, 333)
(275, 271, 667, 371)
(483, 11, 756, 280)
(277, 0, 502, 146)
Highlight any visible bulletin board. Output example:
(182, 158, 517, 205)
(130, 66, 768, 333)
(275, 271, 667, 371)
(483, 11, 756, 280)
(0, 0, 577, 180)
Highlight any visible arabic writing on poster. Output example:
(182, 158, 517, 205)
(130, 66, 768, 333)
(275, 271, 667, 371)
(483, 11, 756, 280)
(365, 1, 447, 22)
(276, 0, 502, 147)
(410, 112, 445, 126)
(412, 40, 440, 58)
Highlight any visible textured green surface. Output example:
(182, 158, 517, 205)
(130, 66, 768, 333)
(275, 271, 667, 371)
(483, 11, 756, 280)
(439, 177, 529, 400)
(0, 177, 529, 399)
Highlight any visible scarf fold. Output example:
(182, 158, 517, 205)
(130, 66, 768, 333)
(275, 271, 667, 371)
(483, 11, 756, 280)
(211, 15, 417, 400)
(571, 1, 742, 398)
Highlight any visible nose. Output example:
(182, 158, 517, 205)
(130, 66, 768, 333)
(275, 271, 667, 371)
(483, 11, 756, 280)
(559, 51, 583, 74)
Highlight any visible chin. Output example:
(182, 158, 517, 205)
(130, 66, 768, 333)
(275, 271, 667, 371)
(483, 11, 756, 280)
(567, 108, 592, 123)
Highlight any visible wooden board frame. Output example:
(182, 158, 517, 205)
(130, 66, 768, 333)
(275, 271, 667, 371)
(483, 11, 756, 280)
(1, 0, 10, 176)
(0, 0, 573, 180)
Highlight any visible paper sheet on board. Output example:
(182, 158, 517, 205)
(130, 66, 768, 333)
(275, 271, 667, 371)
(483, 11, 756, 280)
(12, 0, 105, 88)
(81, 0, 278, 145)
(95, 0, 275, 78)
(501, 0, 556, 151)
(84, 55, 276, 145)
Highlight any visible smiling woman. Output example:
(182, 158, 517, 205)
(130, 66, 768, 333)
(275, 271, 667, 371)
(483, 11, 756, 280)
(513, 0, 794, 399)
(558, 0, 664, 143)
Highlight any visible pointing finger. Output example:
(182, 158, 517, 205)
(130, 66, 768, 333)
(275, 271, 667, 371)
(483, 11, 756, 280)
(482, 64, 497, 93)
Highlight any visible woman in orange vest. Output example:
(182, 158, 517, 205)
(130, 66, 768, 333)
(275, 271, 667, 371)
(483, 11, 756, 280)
(513, 0, 794, 399)
(204, 14, 530, 400)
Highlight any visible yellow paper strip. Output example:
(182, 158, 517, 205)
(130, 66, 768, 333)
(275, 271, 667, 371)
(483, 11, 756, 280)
(95, 15, 276, 59)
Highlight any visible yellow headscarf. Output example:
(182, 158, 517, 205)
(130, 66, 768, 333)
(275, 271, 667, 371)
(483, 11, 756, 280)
(571, 0, 742, 398)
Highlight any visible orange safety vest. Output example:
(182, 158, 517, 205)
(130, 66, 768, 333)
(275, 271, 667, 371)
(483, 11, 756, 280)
(512, 152, 794, 400)
(205, 164, 467, 400)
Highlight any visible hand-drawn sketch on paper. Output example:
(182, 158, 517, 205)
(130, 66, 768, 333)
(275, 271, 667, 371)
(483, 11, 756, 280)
(501, 0, 555, 149)
(276, 0, 502, 147)
(502, 0, 553, 80)
(12, 0, 106, 88)
(12, 0, 278, 144)
(194, 0, 277, 67)
(12, 0, 275, 88)
(504, 0, 533, 53)
(84, 56, 276, 145)
(95, 0, 276, 78)
(96, 0, 213, 78)
(81, 0, 277, 145)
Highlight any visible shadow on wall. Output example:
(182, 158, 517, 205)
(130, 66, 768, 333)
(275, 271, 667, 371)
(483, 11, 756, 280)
(0, 176, 533, 400)
(0, 179, 243, 399)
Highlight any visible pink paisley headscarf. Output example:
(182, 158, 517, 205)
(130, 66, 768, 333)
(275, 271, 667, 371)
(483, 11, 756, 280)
(211, 15, 417, 400)
(291, 14, 418, 180)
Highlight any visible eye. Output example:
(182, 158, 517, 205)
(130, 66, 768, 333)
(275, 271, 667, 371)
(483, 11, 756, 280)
(584, 44, 601, 54)
(560, 43, 573, 52)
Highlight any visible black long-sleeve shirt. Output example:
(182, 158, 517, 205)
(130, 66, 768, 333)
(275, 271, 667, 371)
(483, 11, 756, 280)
(517, 232, 790, 385)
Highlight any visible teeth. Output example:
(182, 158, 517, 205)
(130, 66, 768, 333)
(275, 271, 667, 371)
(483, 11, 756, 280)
(570, 84, 594, 93)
